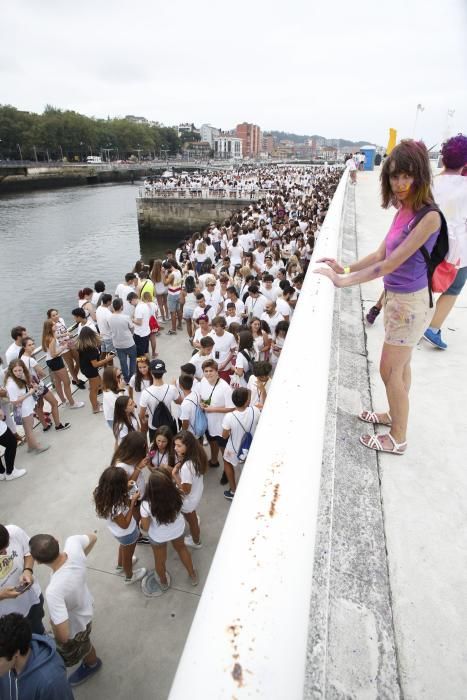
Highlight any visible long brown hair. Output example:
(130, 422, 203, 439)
(102, 366, 120, 393)
(111, 431, 147, 467)
(94, 466, 130, 519)
(41, 319, 55, 351)
(381, 140, 434, 211)
(112, 396, 136, 440)
(174, 430, 207, 476)
(5, 359, 31, 389)
(143, 470, 183, 524)
(150, 259, 163, 284)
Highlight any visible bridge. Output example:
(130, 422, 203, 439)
(3, 169, 466, 699)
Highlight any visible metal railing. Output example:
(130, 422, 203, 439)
(168, 170, 349, 699)
(138, 187, 280, 200)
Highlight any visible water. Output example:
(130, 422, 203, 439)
(0, 183, 181, 353)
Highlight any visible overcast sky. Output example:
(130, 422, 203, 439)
(2, 0, 466, 147)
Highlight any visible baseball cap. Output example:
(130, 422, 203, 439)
(150, 359, 166, 374)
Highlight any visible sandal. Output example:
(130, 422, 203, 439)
(358, 410, 392, 426)
(360, 433, 407, 455)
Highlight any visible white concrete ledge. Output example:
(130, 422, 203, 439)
(169, 171, 349, 699)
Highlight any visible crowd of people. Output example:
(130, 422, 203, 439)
(0, 165, 342, 693)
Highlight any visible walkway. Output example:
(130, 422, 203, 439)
(1, 331, 230, 700)
(356, 171, 467, 699)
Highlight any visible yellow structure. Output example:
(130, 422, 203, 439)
(386, 128, 397, 155)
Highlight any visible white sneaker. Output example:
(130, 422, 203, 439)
(124, 567, 147, 585)
(184, 535, 203, 549)
(115, 555, 138, 575)
(69, 401, 85, 409)
(6, 469, 27, 481)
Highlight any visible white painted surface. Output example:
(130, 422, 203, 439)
(169, 171, 349, 699)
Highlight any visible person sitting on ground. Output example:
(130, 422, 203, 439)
(221, 387, 261, 501)
(0, 613, 74, 699)
(29, 532, 102, 688)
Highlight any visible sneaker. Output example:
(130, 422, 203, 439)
(124, 567, 147, 585)
(69, 401, 85, 409)
(184, 535, 203, 549)
(424, 327, 447, 350)
(116, 555, 138, 575)
(5, 469, 27, 481)
(42, 424, 52, 432)
(72, 380, 87, 390)
(55, 422, 71, 431)
(224, 489, 235, 501)
(366, 305, 381, 325)
(68, 658, 102, 687)
(137, 534, 151, 545)
(220, 471, 228, 485)
(167, 330, 177, 335)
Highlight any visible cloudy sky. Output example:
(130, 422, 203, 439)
(2, 0, 466, 146)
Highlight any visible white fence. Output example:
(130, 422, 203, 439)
(169, 170, 349, 699)
(138, 187, 280, 200)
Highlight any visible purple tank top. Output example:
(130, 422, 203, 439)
(383, 208, 440, 293)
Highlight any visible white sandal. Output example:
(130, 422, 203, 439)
(358, 410, 392, 426)
(360, 433, 407, 455)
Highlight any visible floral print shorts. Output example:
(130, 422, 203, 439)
(383, 288, 430, 347)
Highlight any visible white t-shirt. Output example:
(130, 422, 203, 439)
(115, 283, 136, 317)
(107, 505, 138, 538)
(261, 310, 284, 337)
(5, 343, 21, 365)
(115, 460, 145, 501)
(179, 391, 202, 434)
(180, 460, 204, 513)
(193, 304, 216, 323)
(102, 389, 126, 421)
(199, 377, 233, 436)
(259, 284, 280, 302)
(202, 289, 222, 313)
(95, 306, 113, 340)
(128, 375, 151, 408)
(245, 295, 266, 320)
(228, 243, 244, 265)
(190, 351, 213, 380)
(6, 378, 34, 418)
(0, 525, 41, 617)
(22, 355, 40, 382)
(140, 384, 178, 424)
(140, 501, 185, 543)
(247, 374, 270, 407)
(222, 406, 261, 467)
(276, 297, 291, 319)
(210, 330, 236, 365)
(46, 535, 94, 639)
(433, 174, 467, 266)
(133, 302, 151, 337)
(231, 349, 253, 389)
(346, 158, 357, 172)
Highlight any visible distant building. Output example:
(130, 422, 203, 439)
(182, 141, 211, 158)
(262, 134, 276, 155)
(125, 115, 148, 124)
(200, 124, 220, 147)
(214, 136, 243, 160)
(235, 122, 261, 157)
(178, 123, 200, 139)
(319, 145, 338, 160)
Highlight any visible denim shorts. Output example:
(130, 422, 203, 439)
(114, 528, 140, 546)
(101, 337, 115, 353)
(167, 293, 181, 312)
(444, 266, 467, 296)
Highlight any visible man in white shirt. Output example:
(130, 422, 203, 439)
(95, 294, 114, 354)
(260, 275, 280, 301)
(71, 308, 98, 336)
(226, 287, 245, 317)
(115, 273, 138, 317)
(261, 301, 284, 337)
(190, 336, 215, 379)
(139, 359, 181, 439)
(179, 374, 204, 437)
(129, 293, 151, 355)
(244, 285, 266, 322)
(5, 326, 27, 365)
(199, 360, 234, 468)
(29, 532, 102, 688)
(210, 317, 237, 379)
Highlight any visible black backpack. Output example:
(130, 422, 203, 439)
(145, 386, 177, 434)
(240, 349, 255, 382)
(407, 204, 448, 307)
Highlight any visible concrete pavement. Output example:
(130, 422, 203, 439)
(1, 328, 231, 700)
(356, 171, 467, 699)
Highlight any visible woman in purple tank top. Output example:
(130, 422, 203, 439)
(315, 141, 441, 455)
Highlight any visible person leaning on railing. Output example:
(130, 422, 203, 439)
(315, 140, 442, 456)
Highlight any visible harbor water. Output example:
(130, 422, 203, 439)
(0, 182, 181, 352)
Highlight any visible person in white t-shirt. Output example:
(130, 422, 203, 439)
(128, 356, 152, 409)
(129, 294, 151, 356)
(115, 273, 138, 317)
(346, 155, 357, 184)
(199, 359, 234, 468)
(5, 326, 27, 366)
(138, 359, 180, 439)
(261, 300, 284, 337)
(95, 294, 114, 354)
(231, 330, 255, 389)
(244, 285, 267, 323)
(29, 532, 102, 687)
(247, 360, 272, 410)
(179, 374, 203, 437)
(172, 430, 207, 548)
(221, 387, 260, 500)
(140, 470, 198, 593)
(0, 524, 43, 632)
(210, 317, 237, 380)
